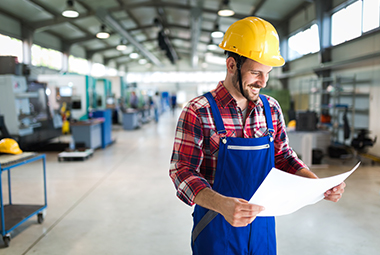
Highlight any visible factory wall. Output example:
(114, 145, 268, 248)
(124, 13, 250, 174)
(285, 1, 380, 156)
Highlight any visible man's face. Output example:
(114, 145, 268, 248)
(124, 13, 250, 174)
(232, 58, 272, 102)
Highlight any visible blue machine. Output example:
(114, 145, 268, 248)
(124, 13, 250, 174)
(93, 109, 113, 148)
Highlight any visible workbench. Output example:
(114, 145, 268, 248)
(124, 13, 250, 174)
(0, 152, 47, 247)
(71, 118, 104, 149)
(287, 130, 331, 168)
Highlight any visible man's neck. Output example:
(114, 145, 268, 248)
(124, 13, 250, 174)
(223, 79, 248, 110)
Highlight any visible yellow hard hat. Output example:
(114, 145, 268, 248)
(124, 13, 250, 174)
(219, 17, 285, 67)
(0, 138, 23, 155)
(288, 120, 296, 128)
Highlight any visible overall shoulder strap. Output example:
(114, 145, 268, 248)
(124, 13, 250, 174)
(259, 94, 274, 134)
(203, 92, 226, 135)
(259, 94, 275, 167)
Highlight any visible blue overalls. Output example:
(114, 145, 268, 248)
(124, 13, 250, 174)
(192, 92, 276, 255)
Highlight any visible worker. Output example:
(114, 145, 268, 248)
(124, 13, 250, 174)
(169, 17, 345, 255)
(170, 92, 177, 116)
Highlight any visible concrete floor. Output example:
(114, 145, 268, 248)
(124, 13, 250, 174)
(1, 110, 379, 254)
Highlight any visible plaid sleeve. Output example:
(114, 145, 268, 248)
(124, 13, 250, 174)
(271, 98, 308, 174)
(169, 101, 211, 206)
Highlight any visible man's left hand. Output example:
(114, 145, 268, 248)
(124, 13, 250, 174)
(324, 182, 346, 202)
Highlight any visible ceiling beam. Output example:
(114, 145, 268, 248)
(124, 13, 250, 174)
(251, 0, 267, 15)
(31, 13, 95, 32)
(108, 1, 247, 19)
(96, 8, 163, 67)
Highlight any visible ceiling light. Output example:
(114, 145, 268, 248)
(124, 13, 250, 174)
(96, 24, 110, 39)
(138, 59, 147, 65)
(116, 44, 127, 51)
(211, 31, 224, 38)
(62, 0, 79, 18)
(207, 38, 218, 51)
(218, 0, 235, 17)
(130, 53, 139, 59)
(116, 39, 127, 51)
(211, 25, 224, 38)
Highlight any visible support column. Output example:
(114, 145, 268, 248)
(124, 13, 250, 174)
(21, 25, 34, 65)
(62, 42, 72, 73)
(315, 0, 332, 115)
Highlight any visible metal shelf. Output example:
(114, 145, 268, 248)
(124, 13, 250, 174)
(0, 153, 47, 247)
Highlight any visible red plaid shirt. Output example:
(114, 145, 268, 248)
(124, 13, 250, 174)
(169, 81, 307, 206)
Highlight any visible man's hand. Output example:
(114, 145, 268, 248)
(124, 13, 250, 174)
(295, 168, 346, 202)
(324, 182, 346, 202)
(219, 197, 264, 227)
(194, 188, 264, 227)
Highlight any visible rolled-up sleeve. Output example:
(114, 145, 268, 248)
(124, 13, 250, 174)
(272, 100, 308, 174)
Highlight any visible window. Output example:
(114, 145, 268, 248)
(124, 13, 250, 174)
(331, 1, 362, 46)
(363, 0, 380, 33)
(331, 0, 380, 46)
(288, 24, 320, 61)
(31, 44, 62, 70)
(68, 55, 89, 75)
(0, 33, 23, 63)
(91, 63, 106, 77)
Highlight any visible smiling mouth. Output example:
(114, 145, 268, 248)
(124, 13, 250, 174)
(248, 85, 260, 94)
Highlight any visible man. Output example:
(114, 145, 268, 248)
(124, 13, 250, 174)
(169, 17, 345, 255)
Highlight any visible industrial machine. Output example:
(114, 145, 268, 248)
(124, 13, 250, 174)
(37, 74, 95, 121)
(0, 75, 61, 150)
(37, 74, 112, 121)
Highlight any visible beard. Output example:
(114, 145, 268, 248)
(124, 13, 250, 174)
(232, 72, 260, 102)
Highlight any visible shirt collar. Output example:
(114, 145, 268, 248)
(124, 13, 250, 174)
(214, 81, 235, 108)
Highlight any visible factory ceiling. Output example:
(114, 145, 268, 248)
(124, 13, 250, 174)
(0, 0, 312, 71)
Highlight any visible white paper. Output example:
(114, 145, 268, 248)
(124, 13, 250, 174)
(249, 162, 360, 217)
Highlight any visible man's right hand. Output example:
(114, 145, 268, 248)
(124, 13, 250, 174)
(220, 197, 265, 227)
(194, 188, 265, 227)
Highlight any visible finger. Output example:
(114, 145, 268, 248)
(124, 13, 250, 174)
(324, 193, 342, 202)
(240, 205, 265, 215)
(326, 182, 346, 195)
(237, 199, 265, 212)
(334, 182, 346, 191)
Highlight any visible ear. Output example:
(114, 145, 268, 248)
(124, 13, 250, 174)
(226, 57, 236, 74)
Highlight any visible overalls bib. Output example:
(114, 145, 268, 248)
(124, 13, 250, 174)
(192, 92, 276, 255)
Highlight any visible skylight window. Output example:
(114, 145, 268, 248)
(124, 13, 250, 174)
(31, 44, 63, 70)
(288, 24, 320, 61)
(331, 1, 363, 46)
(0, 33, 23, 63)
(363, 0, 380, 33)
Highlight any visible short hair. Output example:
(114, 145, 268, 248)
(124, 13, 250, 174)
(224, 51, 248, 67)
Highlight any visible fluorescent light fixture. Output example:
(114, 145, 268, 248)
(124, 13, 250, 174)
(130, 53, 139, 59)
(62, 0, 79, 18)
(138, 59, 147, 65)
(96, 24, 110, 39)
(218, 0, 235, 17)
(211, 31, 224, 38)
(116, 45, 127, 51)
(211, 24, 224, 38)
(116, 40, 127, 51)
(207, 38, 218, 51)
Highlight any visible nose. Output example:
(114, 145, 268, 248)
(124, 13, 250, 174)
(257, 73, 268, 87)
